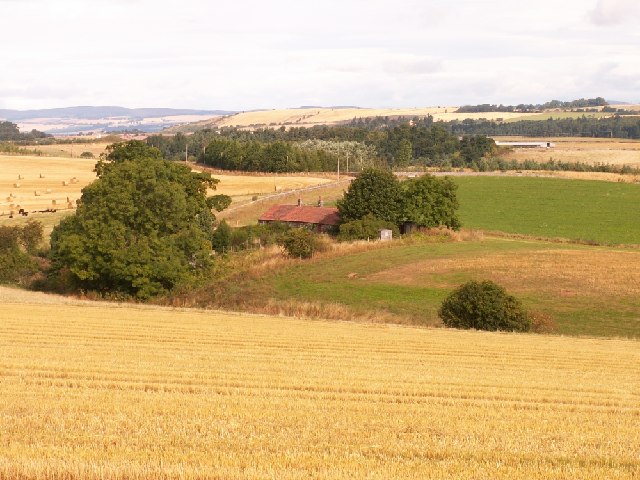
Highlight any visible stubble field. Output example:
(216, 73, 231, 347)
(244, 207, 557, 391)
(496, 137, 640, 166)
(1, 288, 639, 479)
(0, 154, 332, 225)
(173, 107, 543, 132)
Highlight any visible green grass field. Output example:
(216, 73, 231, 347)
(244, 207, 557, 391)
(454, 176, 640, 244)
(224, 237, 640, 339)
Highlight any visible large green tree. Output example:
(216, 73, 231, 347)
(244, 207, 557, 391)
(50, 141, 219, 298)
(337, 168, 403, 224)
(400, 174, 461, 230)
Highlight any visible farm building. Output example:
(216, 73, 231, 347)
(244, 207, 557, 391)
(259, 201, 340, 232)
(494, 141, 555, 148)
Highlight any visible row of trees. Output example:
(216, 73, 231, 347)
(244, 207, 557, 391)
(447, 116, 640, 139)
(456, 97, 608, 113)
(202, 138, 340, 172)
(147, 123, 497, 172)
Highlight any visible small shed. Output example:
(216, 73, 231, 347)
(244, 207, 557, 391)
(379, 229, 393, 241)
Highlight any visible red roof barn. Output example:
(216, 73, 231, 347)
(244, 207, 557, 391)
(258, 203, 340, 232)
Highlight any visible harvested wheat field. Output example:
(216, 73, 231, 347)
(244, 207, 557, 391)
(210, 173, 333, 199)
(24, 142, 111, 159)
(0, 155, 96, 214)
(174, 107, 539, 132)
(496, 137, 640, 166)
(1, 287, 639, 479)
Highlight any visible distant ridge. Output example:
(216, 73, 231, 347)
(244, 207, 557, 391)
(0, 106, 236, 122)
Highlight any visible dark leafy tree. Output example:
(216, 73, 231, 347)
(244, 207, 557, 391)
(439, 280, 531, 332)
(50, 142, 220, 299)
(207, 194, 232, 212)
(337, 168, 403, 224)
(401, 175, 461, 230)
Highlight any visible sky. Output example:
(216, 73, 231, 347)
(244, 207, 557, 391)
(1, 0, 639, 111)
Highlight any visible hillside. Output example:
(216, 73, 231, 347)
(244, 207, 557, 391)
(166, 106, 545, 133)
(2, 286, 638, 479)
(0, 106, 235, 135)
(166, 104, 640, 133)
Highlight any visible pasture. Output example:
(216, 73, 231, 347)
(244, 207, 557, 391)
(496, 137, 640, 166)
(453, 176, 640, 245)
(258, 237, 640, 338)
(1, 287, 638, 479)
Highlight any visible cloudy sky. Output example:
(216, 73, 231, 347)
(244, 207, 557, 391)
(1, 0, 639, 110)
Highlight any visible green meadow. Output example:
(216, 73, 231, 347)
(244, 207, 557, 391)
(248, 237, 640, 339)
(453, 176, 640, 244)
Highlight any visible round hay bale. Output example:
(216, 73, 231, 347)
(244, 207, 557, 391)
(14, 183, 21, 188)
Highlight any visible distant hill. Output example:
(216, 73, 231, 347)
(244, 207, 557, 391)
(0, 106, 235, 122)
(0, 106, 237, 135)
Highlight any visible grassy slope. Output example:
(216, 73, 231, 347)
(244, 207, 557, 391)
(245, 238, 640, 338)
(454, 176, 640, 244)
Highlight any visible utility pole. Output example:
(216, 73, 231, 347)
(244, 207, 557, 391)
(185, 144, 188, 163)
(337, 156, 340, 182)
(346, 151, 349, 174)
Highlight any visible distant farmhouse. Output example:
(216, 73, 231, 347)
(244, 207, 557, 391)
(259, 200, 340, 233)
(494, 141, 555, 148)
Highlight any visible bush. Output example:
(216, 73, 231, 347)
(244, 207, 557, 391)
(438, 280, 531, 332)
(278, 228, 324, 259)
(211, 220, 232, 254)
(0, 223, 43, 283)
(337, 214, 399, 241)
(80, 151, 95, 158)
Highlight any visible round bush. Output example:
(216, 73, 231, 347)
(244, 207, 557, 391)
(438, 280, 531, 332)
(278, 229, 323, 259)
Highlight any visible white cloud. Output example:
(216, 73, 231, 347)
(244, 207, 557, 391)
(589, 0, 640, 25)
(0, 0, 639, 109)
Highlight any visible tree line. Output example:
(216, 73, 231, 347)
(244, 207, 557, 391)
(455, 97, 608, 113)
(445, 116, 640, 139)
(146, 124, 496, 172)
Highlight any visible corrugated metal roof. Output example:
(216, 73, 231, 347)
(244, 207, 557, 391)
(259, 204, 340, 226)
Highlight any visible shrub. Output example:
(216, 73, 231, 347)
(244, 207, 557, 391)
(529, 311, 557, 334)
(438, 280, 531, 332)
(338, 214, 399, 241)
(278, 228, 324, 259)
(80, 151, 94, 158)
(211, 220, 232, 254)
(0, 223, 42, 284)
